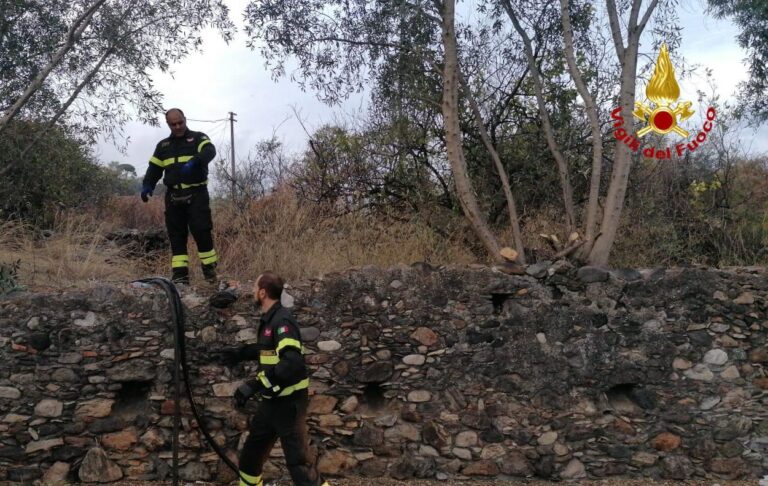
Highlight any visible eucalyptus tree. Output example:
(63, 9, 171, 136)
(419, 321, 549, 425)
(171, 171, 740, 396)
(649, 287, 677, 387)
(494, 0, 668, 264)
(244, 0, 532, 262)
(707, 0, 768, 123)
(0, 0, 234, 177)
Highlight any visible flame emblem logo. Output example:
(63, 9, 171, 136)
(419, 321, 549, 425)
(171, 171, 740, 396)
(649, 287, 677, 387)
(633, 43, 695, 137)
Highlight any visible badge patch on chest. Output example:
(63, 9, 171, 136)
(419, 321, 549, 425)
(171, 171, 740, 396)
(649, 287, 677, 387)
(278, 325, 289, 335)
(264, 328, 272, 337)
(186, 137, 194, 142)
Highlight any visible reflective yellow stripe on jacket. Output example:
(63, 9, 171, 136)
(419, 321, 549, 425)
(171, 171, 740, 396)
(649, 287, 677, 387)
(276, 338, 303, 355)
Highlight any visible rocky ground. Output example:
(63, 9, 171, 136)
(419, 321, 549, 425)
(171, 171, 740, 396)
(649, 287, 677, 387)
(111, 479, 762, 486)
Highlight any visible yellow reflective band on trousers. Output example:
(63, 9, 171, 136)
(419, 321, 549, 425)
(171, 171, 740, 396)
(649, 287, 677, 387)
(238, 471, 262, 486)
(198, 249, 218, 265)
(171, 255, 189, 268)
(275, 338, 303, 355)
(198, 139, 211, 152)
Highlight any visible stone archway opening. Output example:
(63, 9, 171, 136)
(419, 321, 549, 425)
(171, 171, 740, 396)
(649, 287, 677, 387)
(361, 383, 386, 411)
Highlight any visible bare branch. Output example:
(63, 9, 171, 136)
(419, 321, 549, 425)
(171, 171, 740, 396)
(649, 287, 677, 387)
(606, 0, 626, 59)
(501, 0, 576, 234)
(0, 0, 108, 135)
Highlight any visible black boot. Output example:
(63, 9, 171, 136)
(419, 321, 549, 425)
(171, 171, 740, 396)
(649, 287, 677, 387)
(202, 263, 217, 283)
(172, 268, 189, 285)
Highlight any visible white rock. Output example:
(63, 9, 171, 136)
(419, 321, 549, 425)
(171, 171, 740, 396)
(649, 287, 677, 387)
(713, 291, 728, 301)
(721, 365, 740, 380)
(340, 396, 358, 413)
(3, 413, 30, 423)
(703, 349, 728, 366)
(236, 329, 259, 342)
(201, 326, 217, 343)
(34, 399, 63, 418)
(26, 317, 40, 330)
(538, 431, 558, 446)
(407, 390, 431, 403)
(733, 292, 755, 305)
(318, 340, 342, 352)
(673, 358, 692, 370)
(452, 447, 472, 460)
(480, 443, 506, 459)
(281, 291, 295, 308)
(43, 462, 70, 483)
(74, 311, 97, 328)
(561, 459, 586, 479)
(403, 354, 426, 366)
(212, 382, 239, 397)
(419, 445, 440, 457)
(0, 387, 21, 399)
(26, 438, 64, 453)
(684, 364, 714, 381)
(700, 396, 721, 410)
(455, 431, 478, 448)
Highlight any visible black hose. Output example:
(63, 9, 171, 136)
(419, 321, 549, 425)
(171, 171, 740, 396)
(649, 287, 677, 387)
(135, 278, 257, 486)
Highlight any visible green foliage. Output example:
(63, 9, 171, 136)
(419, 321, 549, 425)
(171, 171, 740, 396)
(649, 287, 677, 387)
(292, 123, 452, 215)
(0, 0, 235, 138)
(0, 120, 136, 224)
(707, 0, 768, 123)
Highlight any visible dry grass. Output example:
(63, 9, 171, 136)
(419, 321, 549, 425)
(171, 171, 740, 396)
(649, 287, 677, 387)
(208, 190, 476, 281)
(1, 189, 478, 288)
(7, 184, 762, 291)
(0, 215, 141, 289)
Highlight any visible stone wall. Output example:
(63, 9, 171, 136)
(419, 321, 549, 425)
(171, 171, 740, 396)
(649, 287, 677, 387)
(1, 263, 767, 483)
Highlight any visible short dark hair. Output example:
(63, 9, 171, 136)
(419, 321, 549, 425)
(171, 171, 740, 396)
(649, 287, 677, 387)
(258, 271, 284, 300)
(165, 108, 185, 118)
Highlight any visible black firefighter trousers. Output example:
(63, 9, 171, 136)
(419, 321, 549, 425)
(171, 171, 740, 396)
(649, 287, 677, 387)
(239, 389, 323, 486)
(164, 189, 216, 280)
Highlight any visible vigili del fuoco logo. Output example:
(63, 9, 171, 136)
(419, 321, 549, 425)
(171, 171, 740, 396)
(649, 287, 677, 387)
(611, 43, 716, 160)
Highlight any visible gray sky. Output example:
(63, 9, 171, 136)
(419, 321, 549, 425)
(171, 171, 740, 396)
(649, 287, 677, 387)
(94, 0, 767, 175)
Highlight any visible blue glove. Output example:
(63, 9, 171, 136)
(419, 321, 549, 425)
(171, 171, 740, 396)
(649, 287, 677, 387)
(180, 158, 198, 176)
(140, 185, 154, 203)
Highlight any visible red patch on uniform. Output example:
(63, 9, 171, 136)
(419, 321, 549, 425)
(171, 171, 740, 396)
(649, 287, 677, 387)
(278, 325, 289, 335)
(264, 328, 272, 337)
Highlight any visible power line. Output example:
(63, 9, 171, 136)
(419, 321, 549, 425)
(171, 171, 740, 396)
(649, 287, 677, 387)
(186, 117, 229, 123)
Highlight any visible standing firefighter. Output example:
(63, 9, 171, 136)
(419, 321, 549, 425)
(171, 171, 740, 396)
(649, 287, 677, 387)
(140, 108, 218, 284)
(225, 272, 329, 486)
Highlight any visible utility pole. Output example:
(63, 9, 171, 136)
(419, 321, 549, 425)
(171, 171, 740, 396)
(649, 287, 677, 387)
(229, 111, 237, 201)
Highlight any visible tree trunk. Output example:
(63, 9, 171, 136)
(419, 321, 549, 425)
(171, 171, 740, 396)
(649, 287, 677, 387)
(588, 0, 659, 264)
(559, 0, 603, 256)
(440, 0, 502, 262)
(458, 68, 526, 264)
(0, 0, 107, 136)
(502, 0, 576, 236)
